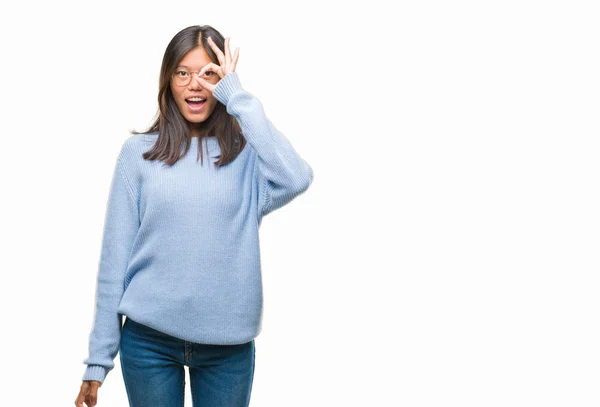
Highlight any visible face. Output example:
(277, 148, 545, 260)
(170, 46, 220, 134)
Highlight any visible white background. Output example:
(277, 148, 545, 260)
(0, 1, 598, 406)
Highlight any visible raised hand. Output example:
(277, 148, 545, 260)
(195, 36, 239, 93)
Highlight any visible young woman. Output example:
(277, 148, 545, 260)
(75, 24, 313, 407)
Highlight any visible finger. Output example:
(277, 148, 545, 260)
(194, 75, 215, 93)
(87, 381, 100, 406)
(75, 381, 90, 407)
(225, 37, 231, 67)
(85, 394, 97, 407)
(75, 389, 89, 407)
(85, 391, 98, 407)
(207, 36, 225, 66)
(231, 47, 240, 72)
(199, 62, 224, 79)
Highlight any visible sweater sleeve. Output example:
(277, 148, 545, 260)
(212, 72, 314, 224)
(82, 144, 140, 385)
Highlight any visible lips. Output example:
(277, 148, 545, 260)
(186, 98, 206, 112)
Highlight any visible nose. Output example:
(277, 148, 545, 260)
(188, 74, 203, 90)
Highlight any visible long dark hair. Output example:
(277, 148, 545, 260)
(131, 25, 246, 167)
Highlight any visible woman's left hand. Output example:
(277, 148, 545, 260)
(195, 36, 239, 93)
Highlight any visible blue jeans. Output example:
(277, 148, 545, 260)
(120, 316, 255, 407)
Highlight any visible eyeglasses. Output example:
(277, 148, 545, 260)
(171, 68, 218, 87)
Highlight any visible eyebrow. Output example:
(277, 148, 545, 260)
(177, 64, 208, 70)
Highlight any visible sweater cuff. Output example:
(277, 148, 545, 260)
(213, 71, 244, 106)
(82, 365, 107, 384)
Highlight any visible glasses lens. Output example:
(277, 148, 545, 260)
(173, 69, 190, 86)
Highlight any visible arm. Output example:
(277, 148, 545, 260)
(82, 144, 140, 384)
(213, 72, 314, 222)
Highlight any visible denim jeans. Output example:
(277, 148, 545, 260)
(120, 316, 256, 407)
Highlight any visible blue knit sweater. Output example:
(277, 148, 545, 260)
(82, 72, 313, 384)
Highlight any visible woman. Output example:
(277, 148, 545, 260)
(74, 24, 313, 407)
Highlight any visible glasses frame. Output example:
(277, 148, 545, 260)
(171, 68, 217, 87)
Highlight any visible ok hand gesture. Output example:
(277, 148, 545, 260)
(195, 36, 239, 93)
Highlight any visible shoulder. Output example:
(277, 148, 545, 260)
(118, 132, 158, 161)
(122, 131, 158, 149)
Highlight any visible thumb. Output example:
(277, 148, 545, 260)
(195, 76, 215, 93)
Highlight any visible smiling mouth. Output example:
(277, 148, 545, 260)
(186, 99, 206, 111)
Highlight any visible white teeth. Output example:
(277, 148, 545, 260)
(188, 97, 206, 102)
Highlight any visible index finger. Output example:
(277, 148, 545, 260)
(207, 36, 225, 66)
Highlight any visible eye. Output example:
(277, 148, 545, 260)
(175, 70, 189, 77)
(204, 71, 214, 76)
